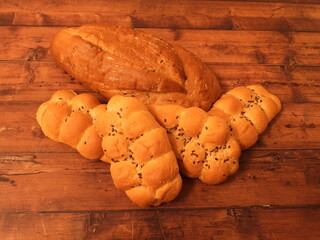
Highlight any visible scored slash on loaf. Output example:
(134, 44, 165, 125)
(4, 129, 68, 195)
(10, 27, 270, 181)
(36, 91, 182, 207)
(50, 24, 221, 111)
(148, 84, 281, 184)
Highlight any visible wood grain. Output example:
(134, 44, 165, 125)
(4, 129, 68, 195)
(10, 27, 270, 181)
(0, 0, 319, 239)
(0, 62, 319, 103)
(1, 1, 320, 31)
(1, 26, 320, 66)
(0, 101, 319, 153)
(1, 149, 319, 212)
(1, 207, 319, 240)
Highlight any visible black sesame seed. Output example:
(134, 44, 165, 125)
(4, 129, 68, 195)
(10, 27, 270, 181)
(84, 141, 86, 145)
(164, 118, 167, 123)
(205, 126, 208, 130)
(215, 158, 218, 161)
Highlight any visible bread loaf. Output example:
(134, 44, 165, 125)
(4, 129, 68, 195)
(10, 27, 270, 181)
(208, 84, 282, 149)
(36, 91, 182, 207)
(148, 84, 281, 184)
(148, 105, 241, 184)
(36, 90, 104, 159)
(50, 24, 221, 111)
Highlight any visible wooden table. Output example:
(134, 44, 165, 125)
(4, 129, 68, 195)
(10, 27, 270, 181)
(1, 0, 319, 239)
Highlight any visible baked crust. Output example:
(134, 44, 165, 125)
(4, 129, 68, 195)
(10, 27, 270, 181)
(149, 84, 281, 184)
(51, 24, 221, 110)
(36, 91, 182, 207)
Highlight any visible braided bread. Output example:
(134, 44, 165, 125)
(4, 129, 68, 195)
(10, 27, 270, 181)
(148, 84, 281, 184)
(148, 105, 241, 185)
(36, 90, 104, 159)
(208, 84, 282, 150)
(36, 91, 182, 207)
(50, 24, 221, 111)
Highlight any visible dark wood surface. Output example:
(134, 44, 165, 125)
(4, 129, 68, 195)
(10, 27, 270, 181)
(0, 0, 319, 239)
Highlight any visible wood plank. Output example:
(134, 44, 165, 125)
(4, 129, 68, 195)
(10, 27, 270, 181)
(1, 1, 320, 31)
(0, 149, 319, 212)
(1, 26, 320, 66)
(0, 212, 87, 240)
(1, 207, 319, 240)
(3, 0, 320, 14)
(0, 100, 319, 152)
(0, 61, 319, 104)
(213, 0, 320, 3)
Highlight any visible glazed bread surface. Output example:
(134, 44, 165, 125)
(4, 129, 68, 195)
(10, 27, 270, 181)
(148, 104, 241, 185)
(36, 91, 182, 207)
(208, 84, 282, 150)
(50, 24, 221, 111)
(36, 90, 104, 159)
(149, 84, 281, 184)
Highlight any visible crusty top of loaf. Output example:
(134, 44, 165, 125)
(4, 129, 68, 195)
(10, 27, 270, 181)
(51, 24, 221, 110)
(148, 104, 241, 185)
(208, 84, 282, 150)
(94, 95, 182, 207)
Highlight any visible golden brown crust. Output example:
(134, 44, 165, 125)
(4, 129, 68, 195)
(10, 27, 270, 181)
(95, 96, 182, 207)
(148, 104, 241, 185)
(37, 91, 182, 207)
(51, 24, 221, 111)
(36, 90, 103, 159)
(149, 85, 281, 184)
(208, 84, 281, 149)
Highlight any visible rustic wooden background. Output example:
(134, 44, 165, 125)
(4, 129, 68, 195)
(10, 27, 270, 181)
(0, 0, 320, 239)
